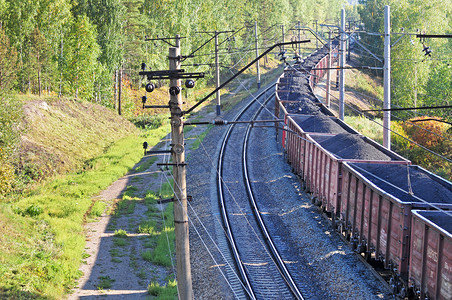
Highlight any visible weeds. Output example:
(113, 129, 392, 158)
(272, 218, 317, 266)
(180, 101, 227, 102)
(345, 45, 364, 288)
(147, 280, 178, 299)
(97, 276, 115, 290)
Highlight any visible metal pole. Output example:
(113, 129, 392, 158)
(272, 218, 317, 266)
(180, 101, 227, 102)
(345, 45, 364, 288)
(326, 30, 331, 108)
(315, 20, 318, 48)
(215, 31, 221, 116)
(169, 35, 193, 300)
(255, 21, 261, 89)
(298, 21, 302, 57)
(339, 9, 345, 120)
(347, 21, 352, 61)
(383, 5, 391, 149)
(281, 24, 285, 51)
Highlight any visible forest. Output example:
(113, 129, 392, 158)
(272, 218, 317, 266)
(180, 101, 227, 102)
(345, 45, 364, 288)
(0, 0, 343, 102)
(1, 0, 451, 189)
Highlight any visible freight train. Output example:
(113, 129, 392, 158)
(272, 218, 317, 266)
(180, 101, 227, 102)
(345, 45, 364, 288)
(274, 42, 452, 300)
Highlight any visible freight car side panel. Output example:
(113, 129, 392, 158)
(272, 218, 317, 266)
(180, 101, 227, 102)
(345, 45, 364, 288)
(327, 159, 339, 214)
(410, 211, 452, 300)
(353, 180, 366, 244)
(441, 240, 452, 299)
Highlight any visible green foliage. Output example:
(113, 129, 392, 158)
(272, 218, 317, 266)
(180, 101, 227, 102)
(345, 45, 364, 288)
(0, 27, 18, 91)
(344, 116, 383, 144)
(64, 15, 101, 100)
(97, 276, 115, 290)
(0, 123, 168, 298)
(113, 229, 128, 237)
(358, 0, 452, 121)
(147, 279, 178, 299)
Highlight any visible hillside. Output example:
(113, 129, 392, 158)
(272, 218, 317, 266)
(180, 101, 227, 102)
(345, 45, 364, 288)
(0, 98, 155, 298)
(17, 97, 138, 184)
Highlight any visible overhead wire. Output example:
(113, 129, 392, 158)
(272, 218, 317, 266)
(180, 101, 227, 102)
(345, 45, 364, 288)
(315, 77, 452, 142)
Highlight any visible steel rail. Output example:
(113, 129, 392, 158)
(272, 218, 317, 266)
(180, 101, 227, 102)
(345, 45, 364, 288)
(242, 95, 305, 300)
(218, 84, 276, 300)
(218, 82, 305, 299)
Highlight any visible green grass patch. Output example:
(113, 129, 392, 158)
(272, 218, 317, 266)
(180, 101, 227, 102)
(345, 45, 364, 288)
(87, 200, 106, 219)
(147, 279, 178, 299)
(97, 276, 115, 290)
(134, 156, 158, 173)
(344, 116, 384, 144)
(0, 123, 169, 298)
(190, 125, 213, 151)
(138, 220, 158, 235)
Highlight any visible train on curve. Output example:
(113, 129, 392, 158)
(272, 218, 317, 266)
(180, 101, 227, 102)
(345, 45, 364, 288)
(274, 42, 452, 300)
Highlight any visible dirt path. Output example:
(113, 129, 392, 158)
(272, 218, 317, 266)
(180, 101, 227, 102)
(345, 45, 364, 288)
(68, 107, 218, 299)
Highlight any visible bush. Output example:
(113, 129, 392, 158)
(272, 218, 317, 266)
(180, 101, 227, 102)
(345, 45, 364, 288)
(392, 118, 452, 181)
(0, 148, 15, 196)
(128, 114, 167, 130)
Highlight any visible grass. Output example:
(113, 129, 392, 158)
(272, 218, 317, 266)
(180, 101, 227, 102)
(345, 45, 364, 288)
(15, 96, 138, 184)
(97, 276, 115, 290)
(147, 280, 178, 299)
(344, 116, 384, 144)
(0, 123, 169, 299)
(190, 125, 213, 150)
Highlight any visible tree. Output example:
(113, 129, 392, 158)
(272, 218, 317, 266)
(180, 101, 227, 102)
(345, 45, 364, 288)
(64, 15, 100, 100)
(0, 26, 17, 91)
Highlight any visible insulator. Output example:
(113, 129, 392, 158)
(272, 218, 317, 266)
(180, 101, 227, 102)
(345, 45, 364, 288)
(169, 86, 181, 96)
(145, 83, 155, 93)
(185, 79, 195, 89)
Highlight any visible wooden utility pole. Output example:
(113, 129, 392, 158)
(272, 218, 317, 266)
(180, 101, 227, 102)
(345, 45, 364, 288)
(169, 36, 193, 300)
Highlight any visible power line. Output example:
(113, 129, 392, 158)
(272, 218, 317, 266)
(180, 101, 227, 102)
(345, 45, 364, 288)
(362, 105, 452, 112)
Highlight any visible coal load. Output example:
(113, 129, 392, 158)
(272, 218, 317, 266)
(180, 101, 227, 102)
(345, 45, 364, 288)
(285, 99, 321, 114)
(293, 115, 348, 134)
(317, 133, 392, 160)
(350, 163, 452, 204)
(303, 47, 329, 69)
(416, 211, 452, 234)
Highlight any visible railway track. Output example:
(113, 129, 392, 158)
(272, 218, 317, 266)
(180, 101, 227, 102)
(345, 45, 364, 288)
(217, 84, 305, 300)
